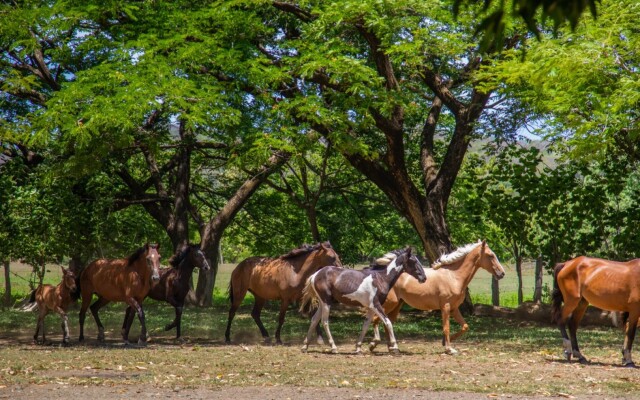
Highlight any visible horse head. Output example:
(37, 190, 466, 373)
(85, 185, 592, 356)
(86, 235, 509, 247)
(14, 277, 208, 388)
(398, 247, 427, 283)
(61, 266, 77, 293)
(192, 245, 211, 272)
(477, 240, 505, 280)
(145, 243, 162, 282)
(319, 241, 343, 267)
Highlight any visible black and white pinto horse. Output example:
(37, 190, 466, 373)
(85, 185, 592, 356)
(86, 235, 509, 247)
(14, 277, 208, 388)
(299, 247, 426, 354)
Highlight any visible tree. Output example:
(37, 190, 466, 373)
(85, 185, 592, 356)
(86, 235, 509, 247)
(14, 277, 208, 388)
(241, 0, 524, 262)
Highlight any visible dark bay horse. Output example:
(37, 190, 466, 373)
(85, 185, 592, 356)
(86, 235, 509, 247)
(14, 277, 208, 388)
(370, 240, 505, 354)
(552, 256, 640, 367)
(225, 241, 342, 344)
(78, 243, 161, 345)
(122, 244, 210, 340)
(30, 266, 78, 345)
(299, 247, 426, 354)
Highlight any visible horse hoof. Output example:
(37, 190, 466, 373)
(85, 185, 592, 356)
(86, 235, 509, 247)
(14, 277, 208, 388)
(301, 346, 308, 353)
(138, 339, 147, 347)
(330, 348, 338, 354)
(389, 347, 400, 355)
(445, 348, 459, 355)
(316, 337, 325, 346)
(78, 336, 84, 343)
(578, 357, 589, 364)
(563, 350, 572, 361)
(624, 362, 636, 368)
(275, 340, 283, 346)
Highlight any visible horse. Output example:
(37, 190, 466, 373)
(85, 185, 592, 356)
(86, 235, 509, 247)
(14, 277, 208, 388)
(552, 256, 640, 367)
(30, 266, 79, 345)
(299, 247, 427, 354)
(225, 241, 342, 344)
(78, 243, 161, 345)
(369, 240, 505, 355)
(121, 244, 210, 340)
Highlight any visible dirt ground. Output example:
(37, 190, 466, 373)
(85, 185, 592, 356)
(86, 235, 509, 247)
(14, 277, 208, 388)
(0, 384, 633, 400)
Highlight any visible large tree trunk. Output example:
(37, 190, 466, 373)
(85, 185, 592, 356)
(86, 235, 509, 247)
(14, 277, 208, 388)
(3, 260, 10, 307)
(189, 151, 291, 306)
(305, 206, 321, 243)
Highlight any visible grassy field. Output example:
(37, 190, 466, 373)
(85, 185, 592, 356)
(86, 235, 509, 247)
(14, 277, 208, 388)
(1, 260, 637, 398)
(1, 259, 551, 308)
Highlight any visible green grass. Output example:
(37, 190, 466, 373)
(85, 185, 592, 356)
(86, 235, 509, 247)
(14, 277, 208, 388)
(2, 260, 549, 309)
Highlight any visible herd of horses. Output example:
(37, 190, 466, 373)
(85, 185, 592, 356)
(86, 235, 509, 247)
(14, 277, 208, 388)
(27, 240, 640, 367)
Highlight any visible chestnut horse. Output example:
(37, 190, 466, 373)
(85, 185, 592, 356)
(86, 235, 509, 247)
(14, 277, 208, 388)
(225, 241, 342, 344)
(78, 243, 161, 345)
(299, 247, 426, 354)
(30, 266, 78, 345)
(552, 257, 640, 367)
(370, 240, 505, 354)
(122, 244, 210, 340)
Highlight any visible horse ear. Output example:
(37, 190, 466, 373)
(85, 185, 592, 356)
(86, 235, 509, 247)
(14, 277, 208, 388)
(405, 246, 412, 256)
(60, 266, 66, 274)
(481, 239, 486, 248)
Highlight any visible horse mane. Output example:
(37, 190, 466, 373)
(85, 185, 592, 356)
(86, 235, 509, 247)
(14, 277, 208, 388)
(127, 244, 157, 266)
(169, 244, 199, 268)
(369, 248, 406, 269)
(279, 243, 323, 260)
(432, 241, 482, 269)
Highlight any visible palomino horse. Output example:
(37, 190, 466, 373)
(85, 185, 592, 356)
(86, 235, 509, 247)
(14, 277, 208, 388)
(299, 247, 426, 354)
(78, 243, 161, 345)
(122, 244, 210, 340)
(552, 257, 640, 367)
(30, 266, 78, 345)
(225, 241, 342, 344)
(370, 240, 505, 355)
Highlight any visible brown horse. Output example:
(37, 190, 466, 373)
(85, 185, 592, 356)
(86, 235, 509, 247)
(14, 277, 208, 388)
(30, 266, 78, 345)
(225, 241, 342, 344)
(122, 244, 210, 340)
(300, 247, 426, 354)
(370, 240, 505, 354)
(78, 243, 161, 345)
(552, 256, 640, 367)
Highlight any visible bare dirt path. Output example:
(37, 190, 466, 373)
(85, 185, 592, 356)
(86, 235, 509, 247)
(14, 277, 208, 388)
(1, 384, 632, 400)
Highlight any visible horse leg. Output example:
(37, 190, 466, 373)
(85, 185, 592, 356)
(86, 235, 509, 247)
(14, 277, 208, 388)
(370, 301, 402, 352)
(557, 294, 581, 361)
(274, 300, 289, 345)
(251, 296, 270, 342)
(89, 297, 110, 342)
(55, 306, 70, 345)
(34, 309, 46, 344)
(174, 305, 184, 339)
(78, 294, 92, 343)
(224, 284, 249, 344)
(122, 306, 136, 343)
(567, 298, 589, 364)
(371, 305, 398, 354)
(441, 303, 456, 355)
(302, 307, 323, 352)
(449, 307, 469, 342)
(355, 310, 375, 354)
(126, 298, 148, 346)
(622, 311, 639, 367)
(319, 302, 338, 353)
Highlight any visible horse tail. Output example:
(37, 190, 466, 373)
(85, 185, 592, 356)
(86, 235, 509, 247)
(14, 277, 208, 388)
(28, 289, 36, 304)
(71, 274, 82, 301)
(551, 262, 566, 324)
(299, 273, 319, 316)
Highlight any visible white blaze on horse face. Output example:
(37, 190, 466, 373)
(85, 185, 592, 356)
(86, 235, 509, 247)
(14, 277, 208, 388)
(344, 275, 377, 308)
(386, 258, 402, 275)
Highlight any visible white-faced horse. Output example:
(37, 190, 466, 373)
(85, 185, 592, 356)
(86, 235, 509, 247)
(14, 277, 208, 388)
(299, 247, 426, 354)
